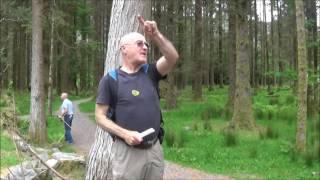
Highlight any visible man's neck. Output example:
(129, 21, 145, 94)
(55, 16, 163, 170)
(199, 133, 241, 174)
(121, 63, 141, 74)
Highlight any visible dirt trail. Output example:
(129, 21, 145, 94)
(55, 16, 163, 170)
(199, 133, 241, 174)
(72, 98, 231, 179)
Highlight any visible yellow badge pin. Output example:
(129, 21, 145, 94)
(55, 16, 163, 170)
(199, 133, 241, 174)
(132, 90, 140, 96)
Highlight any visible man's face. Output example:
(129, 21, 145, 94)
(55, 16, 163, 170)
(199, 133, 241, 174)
(121, 34, 149, 65)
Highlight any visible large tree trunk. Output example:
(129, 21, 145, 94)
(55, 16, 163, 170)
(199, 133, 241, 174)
(86, 1, 151, 179)
(295, 0, 308, 153)
(29, 0, 47, 144)
(228, 0, 256, 131)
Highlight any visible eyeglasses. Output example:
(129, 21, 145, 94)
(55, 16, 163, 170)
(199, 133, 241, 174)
(136, 40, 150, 49)
(124, 40, 149, 49)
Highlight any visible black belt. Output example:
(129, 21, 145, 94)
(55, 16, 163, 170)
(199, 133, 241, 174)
(134, 138, 158, 149)
(113, 136, 158, 149)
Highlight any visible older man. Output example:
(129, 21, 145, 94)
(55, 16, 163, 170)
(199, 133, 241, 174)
(58, 92, 74, 144)
(95, 16, 179, 179)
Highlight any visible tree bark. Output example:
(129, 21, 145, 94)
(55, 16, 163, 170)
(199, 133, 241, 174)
(29, 0, 47, 144)
(164, 0, 177, 109)
(86, 1, 151, 179)
(225, 0, 236, 118)
(228, 0, 256, 131)
(192, 0, 203, 101)
(254, 0, 259, 87)
(277, 0, 283, 87)
(295, 0, 308, 153)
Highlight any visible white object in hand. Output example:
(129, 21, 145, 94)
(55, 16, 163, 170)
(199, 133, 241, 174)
(139, 128, 155, 138)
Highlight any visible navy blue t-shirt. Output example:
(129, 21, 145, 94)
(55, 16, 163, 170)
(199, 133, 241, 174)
(96, 63, 164, 142)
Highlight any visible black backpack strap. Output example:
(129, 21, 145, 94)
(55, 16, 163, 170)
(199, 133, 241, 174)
(106, 69, 119, 121)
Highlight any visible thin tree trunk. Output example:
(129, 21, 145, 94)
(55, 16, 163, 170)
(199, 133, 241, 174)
(218, 0, 223, 88)
(29, 0, 47, 144)
(192, 0, 203, 101)
(7, 22, 14, 88)
(277, 0, 283, 87)
(295, 0, 308, 153)
(176, 0, 185, 90)
(48, 0, 55, 116)
(165, 0, 177, 109)
(86, 1, 151, 179)
(254, 0, 259, 87)
(271, 0, 276, 86)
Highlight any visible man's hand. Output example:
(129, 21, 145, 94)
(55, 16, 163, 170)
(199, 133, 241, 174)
(123, 130, 143, 146)
(138, 15, 159, 38)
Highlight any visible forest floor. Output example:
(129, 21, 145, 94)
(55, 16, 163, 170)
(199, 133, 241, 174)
(72, 98, 232, 179)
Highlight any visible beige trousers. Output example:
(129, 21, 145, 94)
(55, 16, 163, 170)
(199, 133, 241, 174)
(111, 139, 164, 180)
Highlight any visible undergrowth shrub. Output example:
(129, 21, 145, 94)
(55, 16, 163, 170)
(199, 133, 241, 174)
(221, 130, 238, 147)
(285, 94, 296, 104)
(304, 150, 315, 167)
(249, 148, 258, 159)
(165, 128, 187, 148)
(203, 120, 212, 131)
(165, 128, 175, 147)
(266, 126, 279, 139)
(191, 122, 199, 131)
(277, 106, 296, 122)
(269, 96, 279, 105)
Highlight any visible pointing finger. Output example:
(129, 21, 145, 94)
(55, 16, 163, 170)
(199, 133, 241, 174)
(137, 15, 145, 25)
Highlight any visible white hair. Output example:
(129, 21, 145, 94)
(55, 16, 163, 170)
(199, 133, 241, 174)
(119, 32, 145, 47)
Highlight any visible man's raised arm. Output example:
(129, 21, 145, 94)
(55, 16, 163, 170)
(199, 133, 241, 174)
(138, 16, 179, 76)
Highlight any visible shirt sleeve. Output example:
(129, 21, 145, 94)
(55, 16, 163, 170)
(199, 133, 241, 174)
(148, 63, 167, 83)
(96, 75, 111, 106)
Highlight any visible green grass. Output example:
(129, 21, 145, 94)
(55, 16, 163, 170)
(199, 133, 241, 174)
(14, 91, 30, 115)
(5, 89, 319, 179)
(0, 131, 24, 168)
(162, 87, 320, 179)
(78, 99, 95, 113)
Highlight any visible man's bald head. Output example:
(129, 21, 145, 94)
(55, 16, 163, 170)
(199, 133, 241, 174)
(61, 92, 68, 100)
(120, 32, 145, 48)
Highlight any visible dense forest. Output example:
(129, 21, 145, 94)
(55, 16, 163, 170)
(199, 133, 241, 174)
(0, 0, 319, 154)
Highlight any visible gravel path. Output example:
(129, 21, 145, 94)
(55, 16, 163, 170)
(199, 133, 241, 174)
(72, 98, 231, 180)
